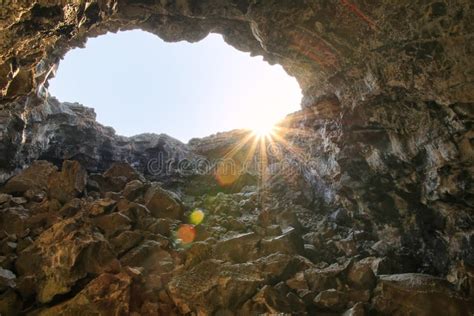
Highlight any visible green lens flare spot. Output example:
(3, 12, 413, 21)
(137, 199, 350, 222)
(189, 209, 205, 225)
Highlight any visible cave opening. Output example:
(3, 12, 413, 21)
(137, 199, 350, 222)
(47, 29, 302, 142)
(1, 2, 472, 314)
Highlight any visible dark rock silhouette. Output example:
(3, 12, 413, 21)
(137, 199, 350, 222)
(0, 1, 473, 314)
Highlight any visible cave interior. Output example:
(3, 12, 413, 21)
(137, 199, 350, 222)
(0, 1, 473, 315)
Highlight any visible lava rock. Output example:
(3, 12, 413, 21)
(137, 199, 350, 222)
(110, 230, 143, 256)
(88, 198, 116, 216)
(0, 207, 29, 236)
(48, 160, 87, 203)
(121, 240, 173, 273)
(0, 290, 22, 315)
(58, 198, 83, 218)
(167, 259, 264, 315)
(0, 193, 11, 205)
(36, 272, 133, 315)
(305, 261, 351, 292)
(372, 273, 474, 315)
(342, 302, 366, 316)
(347, 260, 377, 290)
(242, 284, 306, 315)
(0, 268, 16, 290)
(184, 241, 213, 268)
(98, 162, 144, 193)
(144, 183, 184, 219)
(15, 216, 120, 303)
(3, 161, 57, 194)
(122, 179, 148, 201)
(259, 226, 305, 257)
(313, 289, 348, 312)
(213, 232, 260, 263)
(329, 208, 351, 226)
(93, 212, 132, 238)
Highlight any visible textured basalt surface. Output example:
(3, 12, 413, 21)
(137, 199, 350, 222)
(0, 0, 473, 315)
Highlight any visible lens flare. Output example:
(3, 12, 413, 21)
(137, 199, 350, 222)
(176, 224, 196, 244)
(215, 161, 241, 187)
(252, 124, 275, 138)
(189, 209, 205, 225)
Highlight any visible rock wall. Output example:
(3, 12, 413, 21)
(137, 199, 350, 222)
(1, 1, 473, 104)
(0, 96, 199, 184)
(0, 0, 473, 314)
(288, 91, 474, 274)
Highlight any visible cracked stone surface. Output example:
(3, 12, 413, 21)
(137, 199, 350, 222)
(0, 1, 473, 315)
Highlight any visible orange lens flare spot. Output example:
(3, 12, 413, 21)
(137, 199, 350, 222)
(215, 163, 239, 187)
(176, 224, 196, 244)
(189, 209, 205, 225)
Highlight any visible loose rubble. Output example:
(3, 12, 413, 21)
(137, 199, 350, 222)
(0, 160, 471, 315)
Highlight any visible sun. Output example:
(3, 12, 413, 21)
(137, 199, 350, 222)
(251, 121, 276, 138)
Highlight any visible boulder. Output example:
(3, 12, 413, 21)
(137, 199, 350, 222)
(17, 236, 33, 252)
(259, 227, 305, 257)
(0, 193, 11, 205)
(15, 216, 120, 303)
(103, 162, 142, 182)
(328, 208, 351, 226)
(120, 202, 152, 228)
(98, 162, 144, 193)
(254, 253, 314, 284)
(110, 230, 144, 256)
(88, 198, 116, 216)
(144, 184, 184, 219)
(372, 273, 474, 315)
(0, 268, 16, 290)
(167, 259, 264, 315)
(36, 272, 133, 316)
(58, 198, 83, 218)
(358, 256, 395, 275)
(213, 232, 260, 263)
(286, 271, 308, 291)
(24, 211, 61, 238)
(305, 261, 351, 292)
(93, 212, 132, 237)
(123, 179, 148, 201)
(10, 196, 26, 205)
(48, 160, 87, 203)
(342, 302, 366, 316)
(0, 255, 15, 271)
(24, 188, 46, 202)
(334, 235, 358, 257)
(144, 217, 173, 236)
(121, 240, 173, 273)
(184, 241, 213, 268)
(313, 289, 348, 312)
(347, 260, 377, 290)
(241, 285, 306, 315)
(0, 207, 29, 236)
(0, 241, 17, 255)
(2, 161, 57, 194)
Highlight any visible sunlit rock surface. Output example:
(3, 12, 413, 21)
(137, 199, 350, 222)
(0, 0, 473, 314)
(0, 160, 470, 314)
(1, 96, 199, 184)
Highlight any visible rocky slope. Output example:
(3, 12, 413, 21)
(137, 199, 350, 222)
(0, 1, 473, 315)
(0, 96, 199, 184)
(0, 159, 472, 315)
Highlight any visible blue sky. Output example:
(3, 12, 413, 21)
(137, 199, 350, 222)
(48, 30, 302, 142)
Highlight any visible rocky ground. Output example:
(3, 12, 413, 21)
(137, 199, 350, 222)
(0, 1, 473, 315)
(0, 158, 472, 315)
